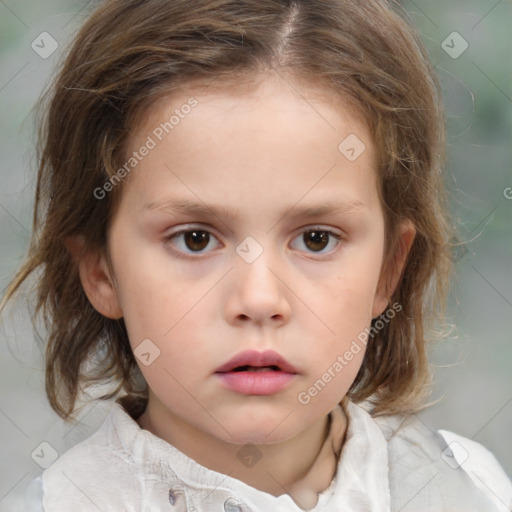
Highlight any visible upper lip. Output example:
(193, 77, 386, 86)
(215, 349, 298, 374)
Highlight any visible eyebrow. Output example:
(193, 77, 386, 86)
(142, 198, 366, 222)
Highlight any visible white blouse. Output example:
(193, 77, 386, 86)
(15, 395, 512, 511)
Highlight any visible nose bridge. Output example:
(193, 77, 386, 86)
(229, 234, 291, 322)
(236, 235, 281, 290)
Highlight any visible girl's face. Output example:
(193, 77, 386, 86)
(90, 74, 413, 445)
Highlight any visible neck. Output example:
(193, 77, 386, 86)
(136, 397, 346, 502)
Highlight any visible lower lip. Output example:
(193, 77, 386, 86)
(215, 371, 296, 395)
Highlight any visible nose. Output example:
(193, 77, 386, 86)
(224, 249, 292, 327)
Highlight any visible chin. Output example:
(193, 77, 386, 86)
(212, 411, 301, 446)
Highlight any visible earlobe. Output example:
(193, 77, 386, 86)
(372, 219, 416, 318)
(64, 236, 123, 319)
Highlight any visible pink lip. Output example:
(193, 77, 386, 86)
(215, 349, 298, 373)
(214, 349, 298, 395)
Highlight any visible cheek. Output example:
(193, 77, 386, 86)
(299, 248, 383, 379)
(112, 252, 215, 368)
(108, 229, 191, 335)
(317, 254, 382, 330)
(124, 310, 213, 407)
(116, 273, 170, 342)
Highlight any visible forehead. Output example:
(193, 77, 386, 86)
(131, 73, 373, 155)
(119, 74, 379, 216)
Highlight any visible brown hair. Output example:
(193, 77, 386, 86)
(1, 0, 452, 421)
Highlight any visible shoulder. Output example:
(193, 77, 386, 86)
(438, 429, 512, 512)
(41, 402, 145, 511)
(366, 404, 512, 511)
(0, 474, 44, 512)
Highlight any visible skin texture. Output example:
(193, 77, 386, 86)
(74, 73, 415, 498)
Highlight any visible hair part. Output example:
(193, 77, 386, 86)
(1, 0, 452, 421)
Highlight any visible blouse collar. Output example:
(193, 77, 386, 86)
(111, 395, 390, 511)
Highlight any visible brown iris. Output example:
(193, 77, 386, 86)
(304, 230, 329, 252)
(184, 230, 210, 251)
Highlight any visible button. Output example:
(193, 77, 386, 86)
(169, 489, 177, 505)
(223, 497, 244, 511)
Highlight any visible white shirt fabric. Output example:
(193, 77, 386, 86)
(18, 395, 512, 511)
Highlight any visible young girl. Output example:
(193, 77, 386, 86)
(2, 0, 511, 510)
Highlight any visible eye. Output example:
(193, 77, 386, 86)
(165, 228, 221, 254)
(164, 226, 342, 257)
(290, 227, 342, 254)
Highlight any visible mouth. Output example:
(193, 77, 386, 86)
(214, 349, 298, 374)
(214, 350, 298, 395)
(230, 365, 281, 372)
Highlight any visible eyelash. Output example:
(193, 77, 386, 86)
(163, 226, 343, 258)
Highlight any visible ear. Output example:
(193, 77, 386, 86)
(64, 236, 123, 319)
(371, 219, 416, 318)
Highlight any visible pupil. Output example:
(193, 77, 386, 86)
(185, 230, 209, 251)
(305, 231, 328, 251)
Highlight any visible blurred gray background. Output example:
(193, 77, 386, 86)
(0, 0, 511, 508)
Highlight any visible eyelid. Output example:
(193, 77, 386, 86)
(292, 224, 344, 238)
